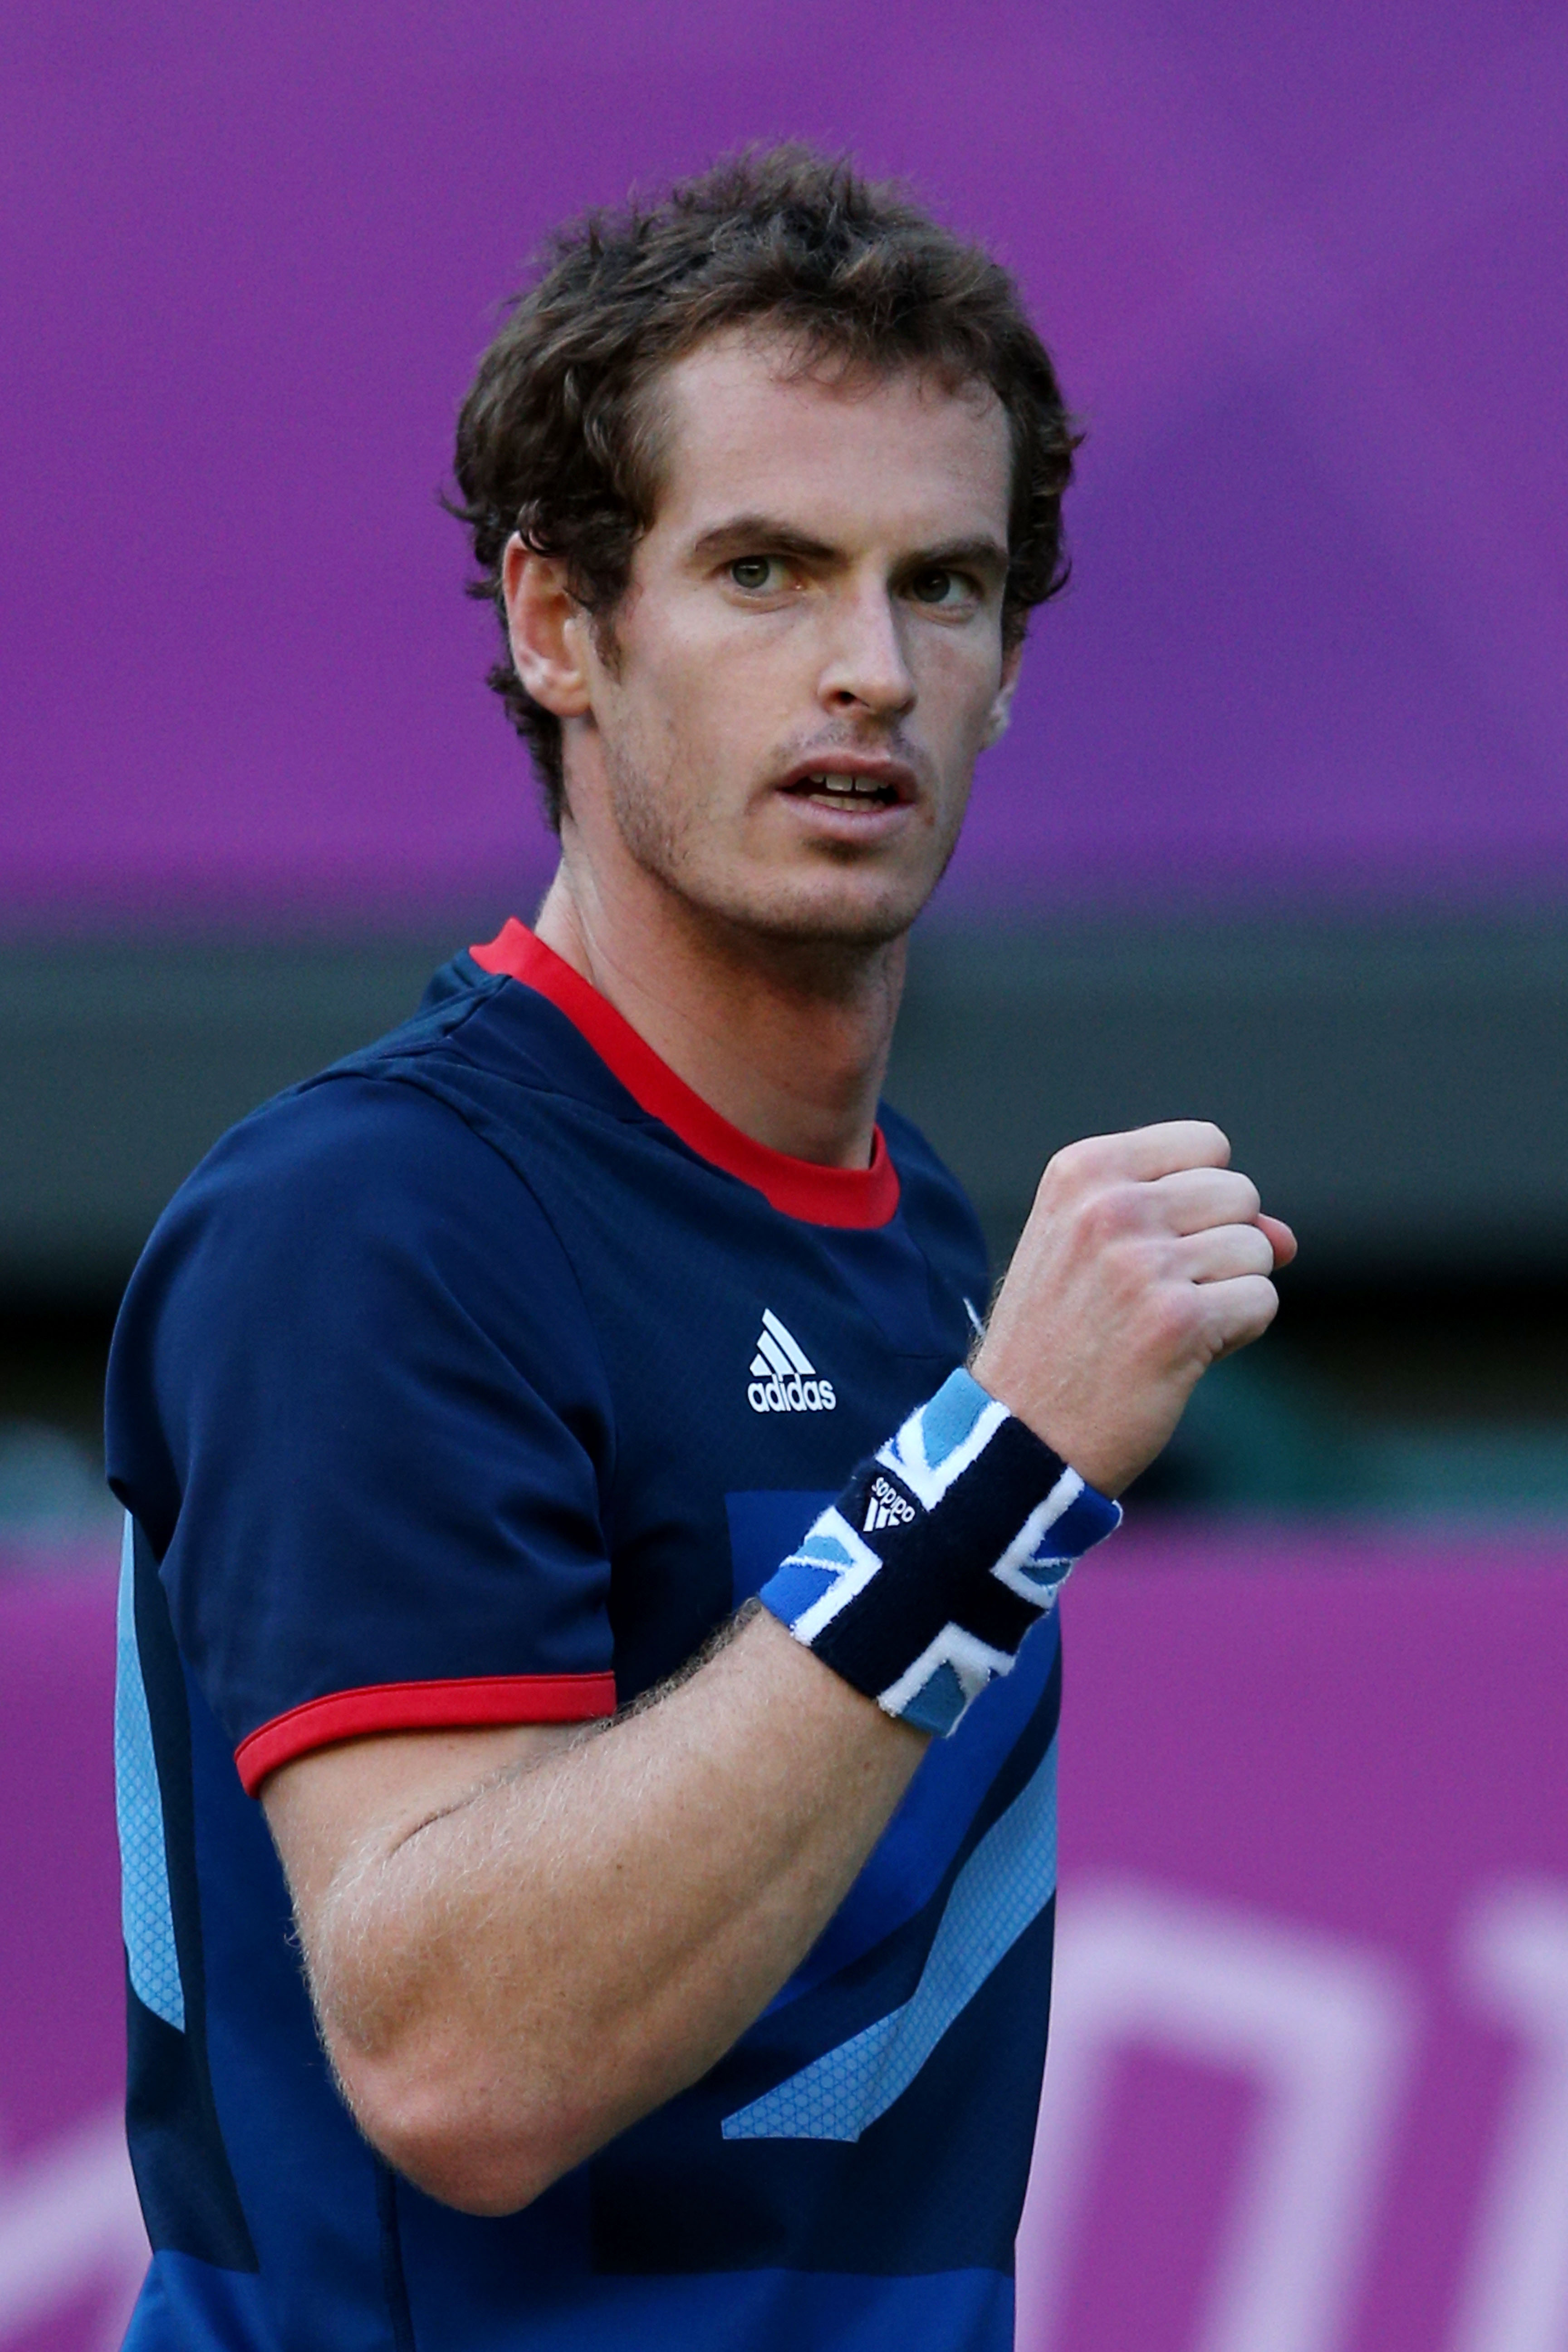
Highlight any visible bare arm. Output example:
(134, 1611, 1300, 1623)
(265, 1607, 923, 2215)
(264, 1118, 1294, 2216)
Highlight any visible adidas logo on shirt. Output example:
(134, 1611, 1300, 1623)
(747, 1310, 837, 1414)
(863, 1475, 916, 1533)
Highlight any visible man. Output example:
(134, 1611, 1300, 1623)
(108, 148, 1292, 2349)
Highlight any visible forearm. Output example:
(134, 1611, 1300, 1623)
(289, 1608, 925, 2213)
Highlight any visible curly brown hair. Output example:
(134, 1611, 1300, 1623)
(451, 144, 1078, 830)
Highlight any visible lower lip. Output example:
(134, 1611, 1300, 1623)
(778, 789, 916, 842)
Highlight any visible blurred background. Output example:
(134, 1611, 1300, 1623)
(2, 1, 1564, 2345)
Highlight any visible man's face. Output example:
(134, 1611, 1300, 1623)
(563, 329, 1018, 947)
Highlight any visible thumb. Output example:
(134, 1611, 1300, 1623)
(1257, 1213, 1297, 1269)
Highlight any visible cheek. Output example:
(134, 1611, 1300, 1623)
(667, 622, 798, 751)
(638, 610, 754, 725)
(919, 637, 1005, 744)
(606, 625, 708, 773)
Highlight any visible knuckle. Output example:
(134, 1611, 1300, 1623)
(1080, 1184, 1142, 1248)
(1034, 1157, 1068, 1211)
(1215, 1224, 1271, 1279)
(1148, 1280, 1204, 1357)
(1204, 1171, 1259, 1223)
(1039, 1134, 1100, 1196)
(1218, 1274, 1279, 1340)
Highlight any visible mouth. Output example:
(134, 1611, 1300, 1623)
(779, 760, 917, 815)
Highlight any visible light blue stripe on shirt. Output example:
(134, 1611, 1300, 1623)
(723, 1737, 1057, 2142)
(115, 1514, 185, 2032)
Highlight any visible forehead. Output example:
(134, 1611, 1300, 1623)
(647, 328, 1011, 549)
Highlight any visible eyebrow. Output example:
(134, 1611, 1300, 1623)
(687, 516, 838, 566)
(904, 535, 1010, 584)
(686, 515, 1009, 584)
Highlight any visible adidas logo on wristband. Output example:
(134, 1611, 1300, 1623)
(863, 1475, 916, 1533)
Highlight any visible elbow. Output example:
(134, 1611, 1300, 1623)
(337, 2047, 595, 2217)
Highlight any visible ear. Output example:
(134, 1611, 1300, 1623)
(502, 536, 593, 718)
(981, 642, 1024, 748)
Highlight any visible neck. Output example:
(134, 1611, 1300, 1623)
(532, 846, 905, 1171)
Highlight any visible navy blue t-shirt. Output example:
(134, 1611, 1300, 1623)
(107, 922, 1065, 2352)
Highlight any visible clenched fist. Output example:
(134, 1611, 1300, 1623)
(971, 1121, 1296, 1498)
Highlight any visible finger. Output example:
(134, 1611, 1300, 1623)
(1258, 1214, 1297, 1269)
(1203, 1273, 1281, 1356)
(1148, 1166, 1261, 1236)
(1063, 1121, 1231, 1185)
(1181, 1222, 1278, 1284)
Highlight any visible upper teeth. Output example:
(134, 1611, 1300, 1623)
(808, 773, 878, 794)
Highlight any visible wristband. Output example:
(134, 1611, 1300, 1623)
(759, 1368, 1121, 1737)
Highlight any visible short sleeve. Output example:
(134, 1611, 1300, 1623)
(107, 1074, 617, 1793)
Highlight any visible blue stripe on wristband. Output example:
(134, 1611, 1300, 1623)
(760, 1369, 1121, 1737)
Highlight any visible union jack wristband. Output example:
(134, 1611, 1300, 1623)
(758, 1368, 1121, 1738)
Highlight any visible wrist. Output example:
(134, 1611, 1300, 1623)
(760, 1368, 1121, 1738)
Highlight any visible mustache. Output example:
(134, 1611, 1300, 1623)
(770, 725, 925, 775)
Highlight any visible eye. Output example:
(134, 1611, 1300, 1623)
(908, 567, 973, 608)
(729, 555, 782, 593)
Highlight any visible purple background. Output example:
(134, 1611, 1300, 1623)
(4, 0, 1566, 928)
(1019, 1532, 1568, 2352)
(7, 1534, 1568, 2351)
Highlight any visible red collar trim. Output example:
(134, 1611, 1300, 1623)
(470, 919, 900, 1229)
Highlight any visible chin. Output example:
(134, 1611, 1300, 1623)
(719, 867, 935, 948)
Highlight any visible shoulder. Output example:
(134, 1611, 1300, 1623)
(107, 1055, 611, 1554)
(142, 1060, 532, 1279)
(129, 951, 587, 1281)
(108, 1058, 591, 1470)
(879, 1103, 989, 1276)
(878, 1101, 965, 1194)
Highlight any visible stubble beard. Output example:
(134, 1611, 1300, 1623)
(601, 730, 964, 961)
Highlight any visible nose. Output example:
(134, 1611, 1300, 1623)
(818, 581, 916, 722)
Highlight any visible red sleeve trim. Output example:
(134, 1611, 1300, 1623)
(471, 919, 900, 1230)
(234, 1671, 617, 1796)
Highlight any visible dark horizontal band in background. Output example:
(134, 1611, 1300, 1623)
(1, 911, 1565, 1298)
